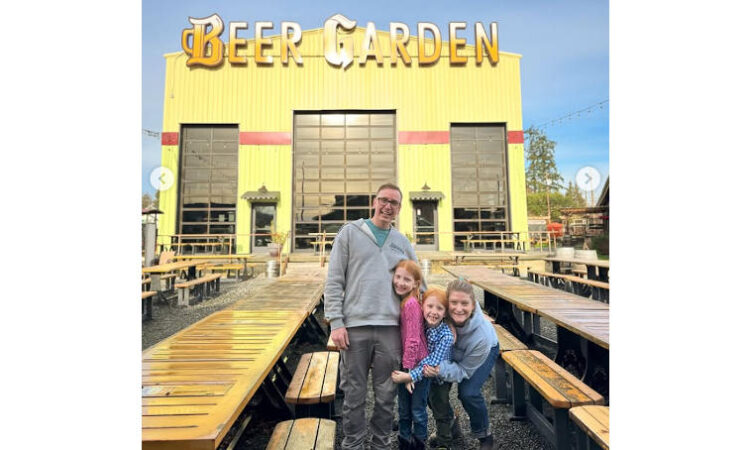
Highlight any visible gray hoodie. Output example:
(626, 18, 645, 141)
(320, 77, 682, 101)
(437, 299, 499, 383)
(324, 218, 418, 330)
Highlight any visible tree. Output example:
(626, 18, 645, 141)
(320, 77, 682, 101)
(142, 193, 154, 209)
(565, 181, 587, 208)
(524, 126, 564, 193)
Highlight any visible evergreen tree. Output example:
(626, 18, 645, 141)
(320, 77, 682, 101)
(565, 181, 587, 207)
(524, 126, 564, 193)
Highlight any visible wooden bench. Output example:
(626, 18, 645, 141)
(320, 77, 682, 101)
(142, 291, 156, 320)
(527, 270, 609, 302)
(503, 350, 605, 449)
(285, 351, 339, 419)
(492, 323, 527, 404)
(209, 263, 245, 279)
(266, 418, 336, 450)
(569, 405, 609, 450)
(174, 274, 222, 307)
(326, 334, 338, 351)
(159, 273, 177, 291)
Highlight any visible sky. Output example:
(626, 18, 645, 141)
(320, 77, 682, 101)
(142, 0, 609, 200)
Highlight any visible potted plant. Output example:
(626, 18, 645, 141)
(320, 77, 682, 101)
(269, 231, 288, 257)
(405, 232, 416, 250)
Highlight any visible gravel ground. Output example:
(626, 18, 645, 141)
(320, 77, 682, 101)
(143, 270, 560, 449)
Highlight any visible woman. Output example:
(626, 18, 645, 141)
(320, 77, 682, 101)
(423, 279, 499, 450)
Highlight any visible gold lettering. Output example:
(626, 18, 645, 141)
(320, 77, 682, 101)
(359, 22, 384, 66)
(475, 22, 499, 65)
(281, 22, 302, 65)
(182, 14, 225, 67)
(228, 22, 248, 64)
(390, 22, 411, 66)
(449, 22, 467, 64)
(254, 22, 273, 64)
(324, 14, 356, 68)
(418, 23, 441, 65)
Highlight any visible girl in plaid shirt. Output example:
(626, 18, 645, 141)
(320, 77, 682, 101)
(392, 288, 455, 450)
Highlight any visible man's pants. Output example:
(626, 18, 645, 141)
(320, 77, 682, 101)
(340, 326, 401, 450)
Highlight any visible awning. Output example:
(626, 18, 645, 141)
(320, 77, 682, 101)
(409, 191, 444, 201)
(241, 190, 280, 202)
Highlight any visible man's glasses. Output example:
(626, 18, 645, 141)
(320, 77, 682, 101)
(376, 197, 401, 207)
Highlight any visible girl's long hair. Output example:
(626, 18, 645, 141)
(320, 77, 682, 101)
(395, 259, 423, 309)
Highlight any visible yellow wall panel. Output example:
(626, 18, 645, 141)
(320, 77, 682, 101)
(397, 144, 454, 251)
(160, 28, 527, 249)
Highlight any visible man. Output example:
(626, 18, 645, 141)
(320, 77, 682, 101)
(325, 183, 419, 450)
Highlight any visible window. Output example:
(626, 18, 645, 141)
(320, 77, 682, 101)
(178, 125, 238, 251)
(292, 112, 397, 250)
(450, 124, 510, 250)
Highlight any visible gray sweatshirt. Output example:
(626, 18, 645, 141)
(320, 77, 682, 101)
(324, 218, 419, 330)
(437, 300, 499, 383)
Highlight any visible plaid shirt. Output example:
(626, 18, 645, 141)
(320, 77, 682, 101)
(409, 322, 454, 382)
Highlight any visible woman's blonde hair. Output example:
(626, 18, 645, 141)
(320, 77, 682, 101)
(394, 259, 423, 308)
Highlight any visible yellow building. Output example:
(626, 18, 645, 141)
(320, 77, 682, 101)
(158, 26, 528, 254)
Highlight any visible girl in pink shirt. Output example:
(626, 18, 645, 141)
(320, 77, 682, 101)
(393, 259, 428, 449)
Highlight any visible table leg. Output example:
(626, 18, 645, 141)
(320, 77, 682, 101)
(599, 267, 609, 282)
(582, 340, 609, 402)
(552, 260, 561, 274)
(554, 325, 587, 379)
(587, 265, 597, 280)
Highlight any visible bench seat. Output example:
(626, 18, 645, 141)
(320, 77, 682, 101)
(285, 352, 339, 418)
(174, 274, 222, 306)
(492, 323, 527, 403)
(266, 418, 336, 450)
(503, 350, 604, 449)
(569, 405, 609, 450)
(528, 270, 609, 302)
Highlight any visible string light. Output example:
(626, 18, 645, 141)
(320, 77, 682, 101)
(143, 129, 161, 138)
(532, 99, 608, 130)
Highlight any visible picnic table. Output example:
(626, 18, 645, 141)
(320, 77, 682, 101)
(174, 254, 256, 279)
(544, 257, 609, 282)
(142, 274, 326, 450)
(461, 235, 522, 252)
(451, 251, 524, 264)
(443, 265, 609, 398)
(141, 260, 209, 302)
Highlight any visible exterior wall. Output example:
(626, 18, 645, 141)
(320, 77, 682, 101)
(159, 28, 526, 252)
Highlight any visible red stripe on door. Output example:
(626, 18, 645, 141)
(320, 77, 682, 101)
(161, 132, 179, 145)
(240, 132, 292, 145)
(508, 130, 524, 144)
(399, 131, 450, 144)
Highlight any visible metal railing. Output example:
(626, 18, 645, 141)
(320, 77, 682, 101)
(155, 229, 557, 255)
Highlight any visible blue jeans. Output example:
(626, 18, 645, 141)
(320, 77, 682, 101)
(457, 344, 499, 439)
(397, 376, 431, 441)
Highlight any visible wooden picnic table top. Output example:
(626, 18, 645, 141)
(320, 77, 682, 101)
(174, 254, 256, 261)
(451, 252, 524, 259)
(231, 278, 325, 314)
(443, 265, 609, 349)
(142, 274, 325, 450)
(141, 260, 208, 274)
(142, 310, 308, 450)
(544, 257, 610, 268)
